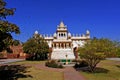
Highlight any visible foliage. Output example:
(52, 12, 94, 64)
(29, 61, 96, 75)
(115, 41, 120, 57)
(45, 60, 63, 68)
(116, 48, 120, 57)
(23, 34, 49, 60)
(80, 60, 120, 80)
(74, 60, 88, 68)
(12, 39, 21, 46)
(0, 65, 31, 80)
(11, 61, 64, 80)
(0, 0, 20, 52)
(0, 53, 3, 58)
(79, 38, 117, 72)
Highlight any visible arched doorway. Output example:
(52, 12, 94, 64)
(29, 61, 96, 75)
(73, 47, 78, 60)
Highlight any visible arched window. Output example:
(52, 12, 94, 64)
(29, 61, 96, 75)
(59, 33, 60, 37)
(61, 33, 63, 37)
(64, 33, 65, 37)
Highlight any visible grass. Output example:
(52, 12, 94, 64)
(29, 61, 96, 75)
(3, 60, 120, 80)
(3, 60, 64, 80)
(18, 66, 64, 80)
(11, 60, 46, 65)
(80, 60, 120, 80)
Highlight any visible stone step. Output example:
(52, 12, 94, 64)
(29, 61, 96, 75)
(51, 49, 75, 59)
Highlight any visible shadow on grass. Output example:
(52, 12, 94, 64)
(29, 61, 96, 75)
(75, 67, 109, 73)
(0, 65, 33, 80)
(116, 65, 120, 68)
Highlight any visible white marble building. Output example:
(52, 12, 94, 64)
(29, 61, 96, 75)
(35, 21, 90, 59)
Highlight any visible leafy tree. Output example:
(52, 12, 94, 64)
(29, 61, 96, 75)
(79, 38, 117, 72)
(23, 34, 49, 60)
(0, 0, 20, 52)
(115, 41, 120, 57)
(116, 48, 120, 57)
(12, 39, 21, 46)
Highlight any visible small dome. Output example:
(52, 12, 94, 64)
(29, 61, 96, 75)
(35, 30, 38, 34)
(68, 32, 71, 37)
(86, 30, 90, 34)
(53, 33, 57, 37)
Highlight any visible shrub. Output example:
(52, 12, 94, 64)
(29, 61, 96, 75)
(74, 60, 88, 68)
(116, 48, 120, 58)
(58, 64, 63, 68)
(0, 53, 4, 58)
(45, 60, 63, 68)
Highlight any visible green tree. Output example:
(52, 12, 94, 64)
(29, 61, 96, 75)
(116, 48, 120, 57)
(115, 41, 120, 57)
(0, 0, 20, 51)
(12, 39, 21, 46)
(23, 34, 49, 60)
(79, 38, 117, 72)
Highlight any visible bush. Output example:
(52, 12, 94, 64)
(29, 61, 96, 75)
(74, 60, 88, 68)
(116, 48, 120, 58)
(58, 64, 63, 68)
(45, 60, 63, 68)
(0, 53, 4, 58)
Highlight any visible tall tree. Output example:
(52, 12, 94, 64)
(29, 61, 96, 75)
(114, 41, 120, 57)
(0, 0, 20, 51)
(23, 34, 49, 60)
(79, 38, 117, 72)
(12, 39, 21, 46)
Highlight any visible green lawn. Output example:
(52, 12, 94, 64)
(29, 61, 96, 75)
(80, 60, 120, 80)
(1, 60, 120, 80)
(18, 66, 64, 80)
(11, 60, 46, 65)
(0, 61, 64, 80)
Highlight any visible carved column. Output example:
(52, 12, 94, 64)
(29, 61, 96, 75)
(56, 43, 58, 49)
(66, 43, 69, 48)
(60, 43, 61, 49)
(63, 43, 65, 49)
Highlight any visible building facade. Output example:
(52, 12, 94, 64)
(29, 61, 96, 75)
(35, 21, 90, 60)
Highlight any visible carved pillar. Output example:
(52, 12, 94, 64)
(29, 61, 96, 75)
(60, 43, 61, 49)
(56, 43, 58, 49)
(64, 43, 65, 49)
(66, 43, 69, 48)
(58, 43, 59, 49)
(65, 43, 66, 49)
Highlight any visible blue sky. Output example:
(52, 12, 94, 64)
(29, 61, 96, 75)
(5, 0, 120, 42)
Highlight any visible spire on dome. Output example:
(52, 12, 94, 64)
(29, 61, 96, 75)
(57, 21, 67, 31)
(59, 21, 65, 27)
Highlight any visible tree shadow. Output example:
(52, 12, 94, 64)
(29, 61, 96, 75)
(75, 67, 109, 73)
(93, 67, 109, 73)
(116, 65, 120, 68)
(0, 64, 33, 80)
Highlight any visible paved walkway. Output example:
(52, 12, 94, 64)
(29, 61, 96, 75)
(106, 58, 120, 61)
(0, 59, 25, 64)
(64, 67, 86, 80)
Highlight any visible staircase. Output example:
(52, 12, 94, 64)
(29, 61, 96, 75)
(51, 48, 75, 59)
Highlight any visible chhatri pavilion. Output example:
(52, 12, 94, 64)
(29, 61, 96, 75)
(35, 21, 90, 60)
